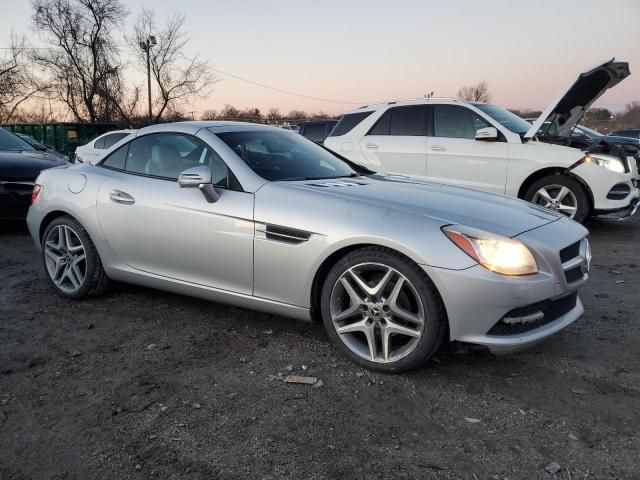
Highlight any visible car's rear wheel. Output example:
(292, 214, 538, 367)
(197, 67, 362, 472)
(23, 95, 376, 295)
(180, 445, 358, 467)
(42, 216, 109, 299)
(320, 247, 445, 372)
(524, 175, 590, 223)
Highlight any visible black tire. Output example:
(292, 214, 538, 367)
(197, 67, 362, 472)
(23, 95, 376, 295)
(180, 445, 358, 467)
(41, 215, 110, 299)
(320, 246, 446, 373)
(524, 174, 590, 223)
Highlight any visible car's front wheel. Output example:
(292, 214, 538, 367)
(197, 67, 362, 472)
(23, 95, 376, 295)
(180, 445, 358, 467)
(320, 247, 446, 372)
(524, 175, 590, 223)
(42, 215, 109, 299)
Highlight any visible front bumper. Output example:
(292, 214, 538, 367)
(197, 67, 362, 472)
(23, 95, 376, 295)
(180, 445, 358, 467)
(424, 219, 588, 354)
(572, 158, 640, 212)
(594, 193, 640, 220)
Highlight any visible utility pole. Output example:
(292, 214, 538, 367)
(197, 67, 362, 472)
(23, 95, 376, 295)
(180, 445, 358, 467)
(140, 35, 157, 125)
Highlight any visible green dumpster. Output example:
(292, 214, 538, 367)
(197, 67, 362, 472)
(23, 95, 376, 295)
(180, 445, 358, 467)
(2, 123, 118, 159)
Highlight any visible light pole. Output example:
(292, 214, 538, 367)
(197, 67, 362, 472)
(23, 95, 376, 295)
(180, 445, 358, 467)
(140, 35, 157, 125)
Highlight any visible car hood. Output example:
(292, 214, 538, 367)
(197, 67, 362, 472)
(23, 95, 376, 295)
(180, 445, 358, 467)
(287, 175, 561, 237)
(603, 135, 640, 146)
(0, 150, 68, 181)
(525, 58, 630, 140)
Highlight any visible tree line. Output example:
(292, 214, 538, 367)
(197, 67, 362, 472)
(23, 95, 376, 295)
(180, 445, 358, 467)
(0, 0, 215, 126)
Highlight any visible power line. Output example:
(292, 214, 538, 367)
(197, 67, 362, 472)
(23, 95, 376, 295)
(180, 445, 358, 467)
(1, 45, 366, 106)
(210, 67, 364, 105)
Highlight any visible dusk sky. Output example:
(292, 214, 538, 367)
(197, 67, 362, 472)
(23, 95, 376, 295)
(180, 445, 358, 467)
(2, 0, 639, 116)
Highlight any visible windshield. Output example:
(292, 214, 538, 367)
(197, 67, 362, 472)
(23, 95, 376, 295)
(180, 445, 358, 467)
(215, 129, 360, 181)
(0, 128, 35, 152)
(575, 125, 601, 138)
(473, 104, 532, 135)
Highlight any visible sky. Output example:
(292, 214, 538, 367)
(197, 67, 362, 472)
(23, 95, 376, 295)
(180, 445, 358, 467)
(1, 0, 639, 117)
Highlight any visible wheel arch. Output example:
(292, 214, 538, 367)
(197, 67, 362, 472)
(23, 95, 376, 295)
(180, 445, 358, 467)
(309, 243, 449, 333)
(517, 167, 594, 210)
(39, 210, 75, 242)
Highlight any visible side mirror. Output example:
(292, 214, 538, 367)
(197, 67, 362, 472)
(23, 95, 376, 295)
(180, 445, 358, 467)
(178, 166, 219, 203)
(475, 127, 498, 141)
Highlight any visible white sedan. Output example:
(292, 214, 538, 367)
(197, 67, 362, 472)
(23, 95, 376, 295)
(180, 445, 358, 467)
(74, 130, 136, 164)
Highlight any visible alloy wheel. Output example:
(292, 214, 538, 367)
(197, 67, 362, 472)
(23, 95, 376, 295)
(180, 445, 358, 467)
(329, 262, 425, 363)
(531, 184, 578, 218)
(44, 225, 87, 293)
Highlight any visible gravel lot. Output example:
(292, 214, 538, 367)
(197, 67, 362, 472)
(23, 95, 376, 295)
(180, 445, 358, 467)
(1, 215, 639, 480)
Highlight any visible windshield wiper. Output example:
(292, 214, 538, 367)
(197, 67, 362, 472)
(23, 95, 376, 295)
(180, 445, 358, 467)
(314, 172, 364, 180)
(280, 172, 363, 182)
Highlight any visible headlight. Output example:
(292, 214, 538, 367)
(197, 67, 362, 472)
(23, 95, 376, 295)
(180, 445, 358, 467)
(584, 154, 627, 173)
(442, 225, 538, 276)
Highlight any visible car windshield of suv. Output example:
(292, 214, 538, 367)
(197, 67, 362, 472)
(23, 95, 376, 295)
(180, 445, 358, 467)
(0, 128, 35, 152)
(473, 104, 532, 135)
(215, 129, 361, 181)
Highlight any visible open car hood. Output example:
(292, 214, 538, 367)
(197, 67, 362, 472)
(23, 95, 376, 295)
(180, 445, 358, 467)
(525, 58, 630, 140)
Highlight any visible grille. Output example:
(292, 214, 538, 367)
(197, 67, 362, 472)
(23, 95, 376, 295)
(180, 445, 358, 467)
(560, 238, 588, 285)
(488, 293, 578, 336)
(560, 241, 580, 263)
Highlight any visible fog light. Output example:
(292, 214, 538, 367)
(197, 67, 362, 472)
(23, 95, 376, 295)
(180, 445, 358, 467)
(502, 311, 545, 325)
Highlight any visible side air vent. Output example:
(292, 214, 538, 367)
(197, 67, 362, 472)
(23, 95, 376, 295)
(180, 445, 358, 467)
(260, 224, 311, 245)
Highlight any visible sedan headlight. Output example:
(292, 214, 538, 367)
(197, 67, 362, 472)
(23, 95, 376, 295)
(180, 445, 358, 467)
(442, 225, 538, 276)
(583, 154, 628, 173)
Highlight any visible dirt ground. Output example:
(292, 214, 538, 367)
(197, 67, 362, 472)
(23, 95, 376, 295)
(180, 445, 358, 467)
(1, 215, 639, 480)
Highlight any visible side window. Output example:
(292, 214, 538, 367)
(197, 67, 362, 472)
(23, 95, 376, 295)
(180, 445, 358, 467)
(389, 106, 426, 136)
(368, 110, 392, 135)
(303, 124, 326, 143)
(100, 143, 128, 170)
(124, 133, 229, 186)
(368, 106, 426, 136)
(103, 133, 129, 149)
(433, 105, 489, 139)
(94, 136, 106, 149)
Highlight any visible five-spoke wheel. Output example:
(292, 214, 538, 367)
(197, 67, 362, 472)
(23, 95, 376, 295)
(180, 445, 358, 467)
(44, 224, 87, 293)
(330, 263, 424, 363)
(321, 247, 445, 372)
(41, 215, 109, 298)
(524, 175, 590, 223)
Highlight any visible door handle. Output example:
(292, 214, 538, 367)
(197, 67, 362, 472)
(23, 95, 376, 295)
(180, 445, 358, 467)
(110, 190, 135, 205)
(365, 143, 379, 149)
(431, 145, 447, 152)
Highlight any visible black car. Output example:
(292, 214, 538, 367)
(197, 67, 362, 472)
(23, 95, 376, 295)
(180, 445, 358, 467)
(0, 127, 68, 219)
(525, 119, 640, 151)
(609, 128, 640, 141)
(298, 120, 338, 144)
(16, 133, 70, 162)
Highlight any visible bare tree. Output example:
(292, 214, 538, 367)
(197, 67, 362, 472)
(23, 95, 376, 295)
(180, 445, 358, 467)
(0, 34, 43, 123)
(131, 9, 217, 123)
(287, 109, 307, 123)
(31, 0, 130, 123)
(617, 101, 640, 127)
(457, 81, 491, 103)
(266, 108, 282, 123)
(201, 109, 217, 120)
(218, 104, 240, 119)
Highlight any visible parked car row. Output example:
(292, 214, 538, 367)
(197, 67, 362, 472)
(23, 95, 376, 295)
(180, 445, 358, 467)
(3, 58, 638, 372)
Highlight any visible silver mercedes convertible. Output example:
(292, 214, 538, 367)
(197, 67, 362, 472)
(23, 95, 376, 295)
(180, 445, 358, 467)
(27, 122, 590, 372)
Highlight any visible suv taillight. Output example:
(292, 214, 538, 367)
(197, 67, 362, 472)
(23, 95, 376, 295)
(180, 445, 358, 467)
(31, 184, 42, 204)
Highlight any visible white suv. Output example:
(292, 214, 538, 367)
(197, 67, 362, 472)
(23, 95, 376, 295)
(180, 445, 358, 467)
(325, 59, 639, 223)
